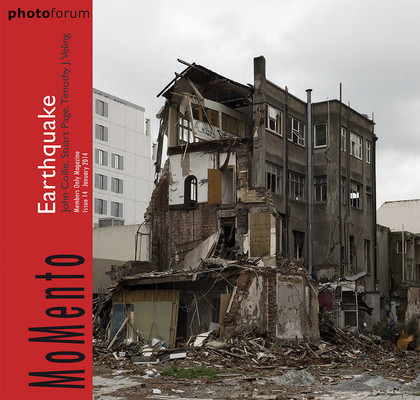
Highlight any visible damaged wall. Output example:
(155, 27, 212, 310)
(405, 287, 420, 329)
(224, 268, 320, 343)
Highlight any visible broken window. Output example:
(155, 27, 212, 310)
(350, 132, 362, 160)
(366, 140, 371, 164)
(221, 167, 235, 204)
(364, 239, 371, 273)
(178, 116, 195, 144)
(288, 171, 305, 201)
(184, 175, 198, 208)
(293, 231, 305, 261)
(266, 105, 282, 135)
(341, 176, 347, 204)
(288, 116, 305, 146)
(208, 168, 235, 205)
(341, 127, 346, 152)
(350, 181, 362, 209)
(314, 123, 327, 148)
(266, 162, 282, 195)
(314, 175, 327, 203)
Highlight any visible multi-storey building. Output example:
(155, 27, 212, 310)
(150, 57, 378, 329)
(92, 88, 154, 227)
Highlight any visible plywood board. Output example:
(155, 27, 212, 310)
(249, 212, 271, 257)
(208, 169, 222, 204)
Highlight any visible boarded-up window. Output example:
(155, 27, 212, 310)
(249, 212, 271, 257)
(208, 169, 222, 205)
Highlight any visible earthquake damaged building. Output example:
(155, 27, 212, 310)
(105, 56, 381, 349)
(375, 226, 420, 336)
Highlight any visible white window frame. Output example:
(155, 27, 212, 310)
(288, 116, 305, 147)
(366, 140, 371, 164)
(266, 162, 282, 195)
(314, 123, 327, 148)
(350, 132, 362, 160)
(266, 105, 282, 136)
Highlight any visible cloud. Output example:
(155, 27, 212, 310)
(93, 0, 420, 205)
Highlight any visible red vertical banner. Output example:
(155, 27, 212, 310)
(0, 1, 92, 399)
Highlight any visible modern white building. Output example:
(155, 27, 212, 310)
(93, 88, 154, 227)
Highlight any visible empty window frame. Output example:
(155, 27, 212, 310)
(266, 105, 282, 135)
(397, 240, 407, 254)
(341, 176, 347, 204)
(111, 177, 123, 194)
(94, 198, 107, 215)
(111, 153, 124, 170)
(95, 124, 108, 141)
(266, 162, 282, 195)
(288, 171, 305, 201)
(293, 231, 305, 261)
(314, 175, 327, 203)
(95, 149, 108, 166)
(111, 201, 123, 218)
(350, 132, 362, 160)
(341, 127, 346, 152)
(364, 240, 371, 273)
(178, 116, 195, 143)
(350, 180, 362, 209)
(221, 167, 235, 204)
(95, 99, 108, 117)
(222, 113, 246, 136)
(366, 140, 371, 164)
(314, 123, 327, 148)
(288, 116, 305, 146)
(184, 175, 198, 208)
(94, 173, 107, 190)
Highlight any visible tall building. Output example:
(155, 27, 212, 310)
(92, 88, 154, 227)
(150, 56, 378, 329)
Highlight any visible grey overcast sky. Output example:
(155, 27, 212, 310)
(93, 0, 420, 209)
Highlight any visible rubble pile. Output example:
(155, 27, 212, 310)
(94, 322, 417, 380)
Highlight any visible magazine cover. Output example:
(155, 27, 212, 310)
(3, 1, 420, 399)
(0, 0, 92, 398)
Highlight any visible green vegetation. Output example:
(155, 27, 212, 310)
(161, 361, 242, 380)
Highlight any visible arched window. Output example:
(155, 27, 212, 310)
(184, 175, 198, 209)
